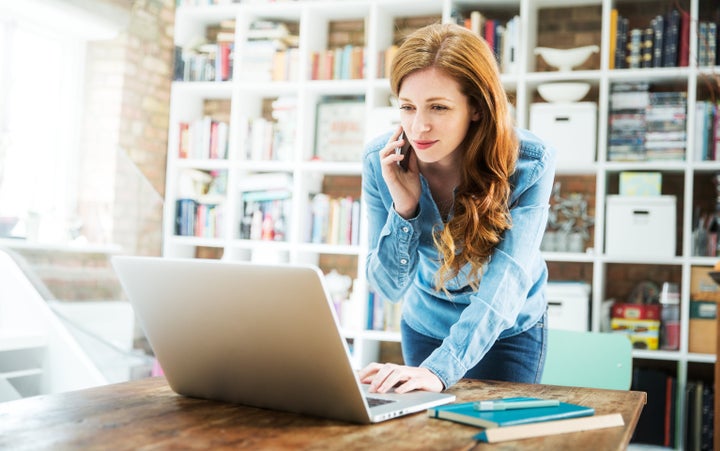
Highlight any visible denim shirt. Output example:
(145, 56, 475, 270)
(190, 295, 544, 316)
(361, 128, 557, 389)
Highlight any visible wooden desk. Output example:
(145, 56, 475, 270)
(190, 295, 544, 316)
(0, 377, 645, 450)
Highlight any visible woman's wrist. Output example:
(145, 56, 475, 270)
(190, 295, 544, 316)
(395, 203, 420, 220)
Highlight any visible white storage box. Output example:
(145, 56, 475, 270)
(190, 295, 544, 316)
(529, 102, 597, 168)
(546, 282, 590, 332)
(605, 195, 676, 258)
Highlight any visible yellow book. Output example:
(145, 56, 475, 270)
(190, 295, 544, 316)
(609, 9, 618, 70)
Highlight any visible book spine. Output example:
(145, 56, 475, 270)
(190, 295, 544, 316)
(652, 15, 664, 68)
(641, 27, 653, 68)
(626, 28, 642, 69)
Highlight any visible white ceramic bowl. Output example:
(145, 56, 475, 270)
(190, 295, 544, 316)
(537, 82, 591, 103)
(534, 45, 599, 71)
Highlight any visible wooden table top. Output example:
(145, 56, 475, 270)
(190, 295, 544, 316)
(0, 377, 645, 450)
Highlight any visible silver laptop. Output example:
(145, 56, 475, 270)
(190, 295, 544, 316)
(112, 256, 455, 424)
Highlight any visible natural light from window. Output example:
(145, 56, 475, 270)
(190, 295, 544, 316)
(0, 16, 84, 242)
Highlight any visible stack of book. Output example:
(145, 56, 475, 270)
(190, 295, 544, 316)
(608, 83, 687, 162)
(608, 83, 649, 161)
(240, 20, 299, 82)
(428, 397, 624, 443)
(644, 91, 686, 161)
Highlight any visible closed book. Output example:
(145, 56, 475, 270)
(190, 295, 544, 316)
(427, 397, 594, 428)
(474, 413, 625, 443)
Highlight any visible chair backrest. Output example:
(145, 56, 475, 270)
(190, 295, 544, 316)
(541, 329, 633, 390)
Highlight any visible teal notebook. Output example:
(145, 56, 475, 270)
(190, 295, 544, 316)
(427, 397, 595, 429)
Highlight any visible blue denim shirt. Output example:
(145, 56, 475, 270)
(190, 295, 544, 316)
(361, 128, 557, 388)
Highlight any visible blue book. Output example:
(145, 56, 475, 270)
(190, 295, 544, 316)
(427, 397, 595, 429)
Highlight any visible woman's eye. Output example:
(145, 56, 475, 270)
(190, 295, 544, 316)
(399, 105, 414, 111)
(432, 105, 449, 111)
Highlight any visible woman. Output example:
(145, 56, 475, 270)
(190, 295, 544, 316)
(358, 23, 556, 393)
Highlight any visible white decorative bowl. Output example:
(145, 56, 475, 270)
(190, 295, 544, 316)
(534, 45, 600, 71)
(537, 82, 591, 103)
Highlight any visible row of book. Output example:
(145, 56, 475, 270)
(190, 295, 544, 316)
(175, 170, 227, 237)
(180, 190, 362, 245)
(309, 45, 366, 81)
(630, 367, 714, 449)
(694, 100, 720, 161)
(608, 83, 687, 162)
(698, 21, 718, 67)
(366, 291, 401, 332)
(308, 193, 361, 246)
(175, 198, 225, 238)
(174, 42, 234, 82)
(238, 191, 363, 245)
(239, 96, 297, 162)
(239, 196, 290, 241)
(174, 21, 236, 82)
(611, 9, 688, 70)
(237, 172, 291, 241)
(455, 10, 521, 75)
(691, 212, 720, 257)
(237, 21, 300, 82)
(685, 378, 715, 450)
(178, 117, 229, 160)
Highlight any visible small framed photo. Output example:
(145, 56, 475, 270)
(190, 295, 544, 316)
(314, 98, 366, 162)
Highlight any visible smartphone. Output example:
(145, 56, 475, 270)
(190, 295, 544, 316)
(395, 131, 412, 171)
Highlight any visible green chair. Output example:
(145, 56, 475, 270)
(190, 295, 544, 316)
(541, 329, 633, 390)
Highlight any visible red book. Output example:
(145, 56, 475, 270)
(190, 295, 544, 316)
(484, 19, 495, 50)
(678, 10, 690, 67)
(178, 122, 189, 158)
(209, 121, 219, 159)
(219, 42, 231, 81)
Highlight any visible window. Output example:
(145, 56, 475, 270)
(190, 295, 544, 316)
(0, 16, 85, 242)
(0, 0, 129, 244)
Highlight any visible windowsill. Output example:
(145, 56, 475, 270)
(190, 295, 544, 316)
(0, 238, 123, 254)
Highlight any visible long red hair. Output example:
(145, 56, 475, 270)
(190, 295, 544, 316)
(390, 23, 518, 291)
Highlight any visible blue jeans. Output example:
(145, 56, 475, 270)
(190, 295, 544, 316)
(401, 312, 547, 383)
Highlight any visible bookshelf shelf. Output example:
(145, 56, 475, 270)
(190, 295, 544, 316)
(167, 1, 719, 448)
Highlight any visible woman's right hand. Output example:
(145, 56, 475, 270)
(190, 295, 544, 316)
(381, 127, 421, 219)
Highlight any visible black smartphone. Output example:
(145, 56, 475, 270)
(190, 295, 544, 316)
(395, 131, 412, 171)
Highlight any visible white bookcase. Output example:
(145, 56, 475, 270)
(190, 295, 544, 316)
(166, 1, 718, 447)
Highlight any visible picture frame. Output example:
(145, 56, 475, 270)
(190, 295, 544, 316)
(314, 98, 366, 162)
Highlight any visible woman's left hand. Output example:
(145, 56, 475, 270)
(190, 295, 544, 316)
(358, 362, 444, 393)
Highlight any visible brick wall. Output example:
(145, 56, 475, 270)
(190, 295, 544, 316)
(79, 0, 174, 256)
(536, 5, 602, 71)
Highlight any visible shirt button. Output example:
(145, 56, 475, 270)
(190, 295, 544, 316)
(402, 226, 409, 233)
(400, 258, 408, 265)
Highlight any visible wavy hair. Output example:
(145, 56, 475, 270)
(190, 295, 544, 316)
(389, 23, 518, 292)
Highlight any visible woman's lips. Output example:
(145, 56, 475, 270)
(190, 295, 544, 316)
(412, 140, 437, 150)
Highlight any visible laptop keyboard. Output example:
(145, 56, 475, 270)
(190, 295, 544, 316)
(366, 397, 396, 407)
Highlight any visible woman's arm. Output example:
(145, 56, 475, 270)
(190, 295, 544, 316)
(362, 132, 422, 301)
